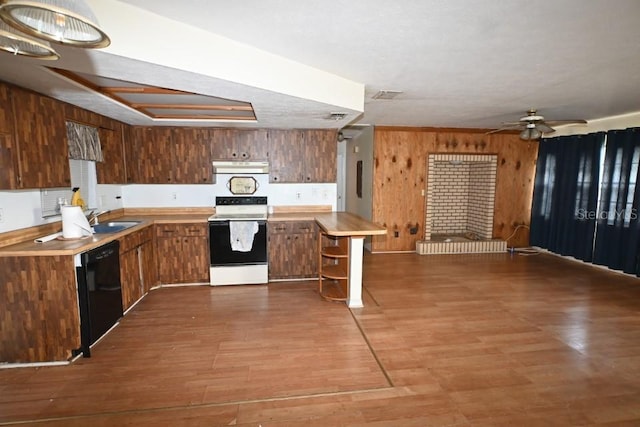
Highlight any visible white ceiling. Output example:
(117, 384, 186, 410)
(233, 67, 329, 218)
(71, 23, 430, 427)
(1, 0, 640, 131)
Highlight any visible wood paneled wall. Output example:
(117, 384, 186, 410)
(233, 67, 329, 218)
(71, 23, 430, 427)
(372, 127, 538, 252)
(0, 256, 80, 363)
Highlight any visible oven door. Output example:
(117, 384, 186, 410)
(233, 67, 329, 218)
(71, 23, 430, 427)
(209, 220, 267, 266)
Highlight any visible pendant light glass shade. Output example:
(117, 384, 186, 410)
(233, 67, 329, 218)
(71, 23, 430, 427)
(0, 19, 58, 59)
(0, 0, 110, 48)
(519, 126, 542, 141)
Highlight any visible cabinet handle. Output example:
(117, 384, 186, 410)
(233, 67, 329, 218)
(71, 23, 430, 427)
(232, 152, 237, 158)
(241, 152, 248, 158)
(273, 176, 278, 181)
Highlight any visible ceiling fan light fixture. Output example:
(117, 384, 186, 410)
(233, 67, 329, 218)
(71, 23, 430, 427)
(0, 19, 58, 59)
(0, 0, 110, 48)
(519, 126, 542, 141)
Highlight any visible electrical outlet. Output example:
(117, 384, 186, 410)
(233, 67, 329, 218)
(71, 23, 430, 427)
(172, 192, 177, 200)
(0, 208, 3, 223)
(296, 192, 301, 200)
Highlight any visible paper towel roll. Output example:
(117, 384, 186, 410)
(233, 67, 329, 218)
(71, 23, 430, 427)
(61, 206, 92, 238)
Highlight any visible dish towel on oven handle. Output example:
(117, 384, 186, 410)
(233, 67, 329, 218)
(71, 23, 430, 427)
(229, 221, 259, 252)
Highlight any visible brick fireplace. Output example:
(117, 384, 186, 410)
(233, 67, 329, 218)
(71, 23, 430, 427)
(417, 154, 507, 255)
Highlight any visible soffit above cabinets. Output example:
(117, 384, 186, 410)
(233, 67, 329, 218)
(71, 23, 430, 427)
(49, 68, 256, 122)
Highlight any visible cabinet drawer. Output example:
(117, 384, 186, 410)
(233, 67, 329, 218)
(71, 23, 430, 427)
(138, 225, 154, 243)
(120, 231, 142, 252)
(182, 224, 207, 236)
(290, 221, 316, 234)
(268, 221, 290, 234)
(268, 220, 317, 235)
(155, 223, 207, 237)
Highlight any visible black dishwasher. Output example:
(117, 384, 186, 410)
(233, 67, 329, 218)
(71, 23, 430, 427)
(75, 240, 123, 357)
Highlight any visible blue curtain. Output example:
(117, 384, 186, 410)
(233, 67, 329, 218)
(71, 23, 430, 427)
(593, 128, 640, 274)
(530, 132, 605, 261)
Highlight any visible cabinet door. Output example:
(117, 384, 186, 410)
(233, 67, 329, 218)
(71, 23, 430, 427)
(96, 122, 126, 184)
(13, 89, 70, 188)
(268, 231, 292, 280)
(0, 83, 14, 135)
(120, 247, 142, 311)
(181, 235, 210, 283)
(0, 133, 19, 189)
(129, 127, 174, 183)
(0, 85, 18, 189)
(268, 221, 317, 279)
(268, 130, 304, 183)
(290, 221, 318, 278)
(172, 128, 213, 184)
(303, 130, 337, 183)
(234, 129, 269, 161)
(140, 239, 156, 292)
(156, 236, 183, 284)
(211, 129, 269, 161)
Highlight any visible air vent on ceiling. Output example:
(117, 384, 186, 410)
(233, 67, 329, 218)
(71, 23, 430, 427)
(372, 90, 403, 100)
(327, 112, 348, 121)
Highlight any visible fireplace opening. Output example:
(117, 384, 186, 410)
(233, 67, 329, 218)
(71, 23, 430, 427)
(417, 154, 506, 255)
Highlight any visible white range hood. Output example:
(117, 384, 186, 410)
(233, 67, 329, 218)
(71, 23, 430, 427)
(212, 161, 269, 174)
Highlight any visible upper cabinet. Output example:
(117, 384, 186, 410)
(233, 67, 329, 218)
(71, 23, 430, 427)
(96, 120, 127, 184)
(303, 129, 337, 183)
(268, 129, 337, 183)
(0, 83, 14, 134)
(0, 85, 17, 188)
(172, 128, 213, 184)
(128, 127, 174, 184)
(127, 127, 213, 184)
(10, 86, 70, 189)
(268, 129, 305, 183)
(211, 128, 269, 161)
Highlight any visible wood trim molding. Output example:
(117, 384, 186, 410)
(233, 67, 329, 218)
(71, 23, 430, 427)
(374, 125, 519, 134)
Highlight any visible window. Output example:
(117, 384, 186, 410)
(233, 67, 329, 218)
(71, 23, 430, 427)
(40, 160, 97, 217)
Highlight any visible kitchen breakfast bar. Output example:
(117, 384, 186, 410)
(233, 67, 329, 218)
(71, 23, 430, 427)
(314, 212, 387, 308)
(0, 209, 385, 364)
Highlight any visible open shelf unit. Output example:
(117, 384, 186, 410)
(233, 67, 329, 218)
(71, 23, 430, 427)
(318, 231, 350, 301)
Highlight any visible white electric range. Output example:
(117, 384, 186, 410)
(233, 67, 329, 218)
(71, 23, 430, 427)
(208, 196, 268, 286)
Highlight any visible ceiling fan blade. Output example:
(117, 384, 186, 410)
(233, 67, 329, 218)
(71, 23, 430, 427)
(544, 119, 588, 126)
(536, 123, 555, 133)
(486, 124, 524, 135)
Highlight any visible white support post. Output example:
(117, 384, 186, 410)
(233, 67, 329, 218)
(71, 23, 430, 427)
(347, 236, 365, 308)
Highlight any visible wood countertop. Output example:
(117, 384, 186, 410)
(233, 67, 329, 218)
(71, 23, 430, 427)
(0, 210, 385, 256)
(0, 214, 210, 257)
(268, 211, 385, 236)
(313, 212, 386, 237)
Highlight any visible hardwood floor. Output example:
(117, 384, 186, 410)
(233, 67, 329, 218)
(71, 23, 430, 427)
(2, 252, 640, 425)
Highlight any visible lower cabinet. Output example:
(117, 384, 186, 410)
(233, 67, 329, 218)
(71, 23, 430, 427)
(268, 220, 318, 280)
(156, 223, 210, 284)
(119, 226, 155, 311)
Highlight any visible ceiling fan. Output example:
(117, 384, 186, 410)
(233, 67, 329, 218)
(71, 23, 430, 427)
(488, 109, 587, 140)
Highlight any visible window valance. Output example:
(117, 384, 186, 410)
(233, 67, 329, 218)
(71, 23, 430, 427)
(66, 121, 103, 162)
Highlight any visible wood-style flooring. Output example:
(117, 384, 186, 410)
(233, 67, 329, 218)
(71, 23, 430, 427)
(2, 252, 640, 425)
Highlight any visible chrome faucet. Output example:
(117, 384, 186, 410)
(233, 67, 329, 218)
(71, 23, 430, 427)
(87, 210, 110, 225)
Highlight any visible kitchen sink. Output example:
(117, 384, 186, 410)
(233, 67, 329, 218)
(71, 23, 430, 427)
(92, 221, 141, 234)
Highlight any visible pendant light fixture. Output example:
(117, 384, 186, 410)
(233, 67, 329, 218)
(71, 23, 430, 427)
(0, 19, 58, 58)
(0, 0, 110, 48)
